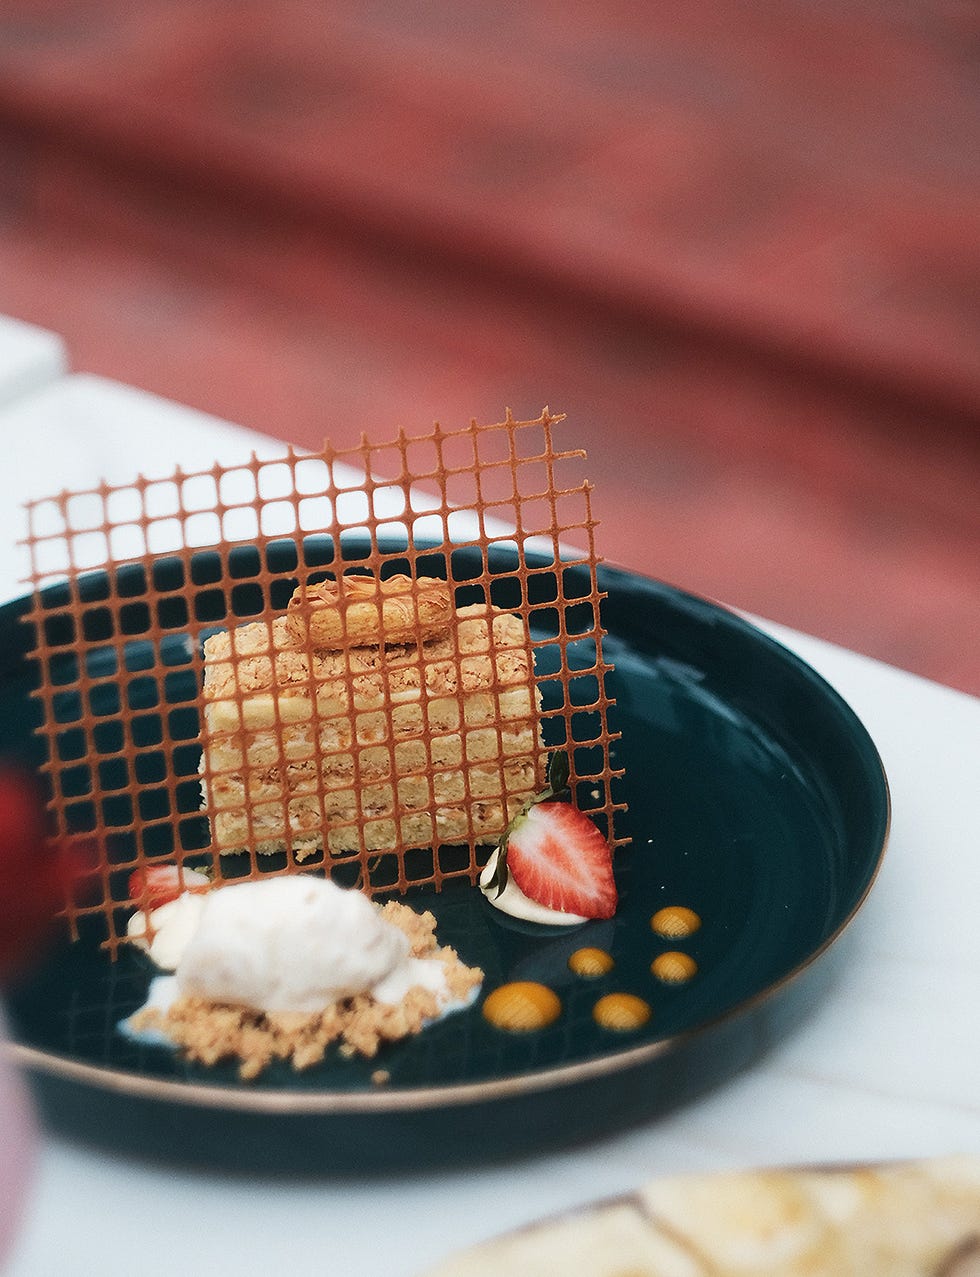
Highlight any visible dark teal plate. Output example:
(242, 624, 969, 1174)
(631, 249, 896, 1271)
(2, 557, 889, 1172)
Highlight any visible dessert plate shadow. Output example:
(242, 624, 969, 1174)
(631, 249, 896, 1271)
(1, 549, 889, 1172)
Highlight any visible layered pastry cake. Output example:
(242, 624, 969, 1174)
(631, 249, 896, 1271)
(199, 573, 545, 860)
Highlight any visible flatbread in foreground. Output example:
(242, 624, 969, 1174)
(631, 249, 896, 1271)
(423, 1157, 980, 1277)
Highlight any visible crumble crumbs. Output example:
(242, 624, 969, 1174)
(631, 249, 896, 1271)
(130, 901, 482, 1080)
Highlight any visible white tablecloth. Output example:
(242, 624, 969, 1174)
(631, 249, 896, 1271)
(0, 316, 66, 412)
(2, 325, 977, 1277)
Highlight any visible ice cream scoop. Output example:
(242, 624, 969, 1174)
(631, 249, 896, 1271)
(174, 876, 411, 1014)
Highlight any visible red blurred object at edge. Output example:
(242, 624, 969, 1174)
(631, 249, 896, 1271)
(0, 767, 86, 988)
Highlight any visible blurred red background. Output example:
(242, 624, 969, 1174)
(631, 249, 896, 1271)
(0, 0, 977, 691)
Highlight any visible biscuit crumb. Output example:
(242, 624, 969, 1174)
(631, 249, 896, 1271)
(131, 901, 482, 1079)
(371, 1069, 391, 1086)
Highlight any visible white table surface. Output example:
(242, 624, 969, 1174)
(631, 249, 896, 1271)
(2, 358, 978, 1277)
(0, 316, 66, 411)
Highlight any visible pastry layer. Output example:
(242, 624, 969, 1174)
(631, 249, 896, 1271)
(200, 602, 544, 859)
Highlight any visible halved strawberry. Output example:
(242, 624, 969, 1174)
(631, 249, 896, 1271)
(505, 801, 618, 920)
(128, 863, 210, 911)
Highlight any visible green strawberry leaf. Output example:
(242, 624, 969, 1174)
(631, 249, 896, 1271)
(484, 836, 509, 898)
(544, 748, 570, 798)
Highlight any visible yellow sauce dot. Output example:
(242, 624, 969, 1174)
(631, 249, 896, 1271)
(651, 951, 698, 983)
(650, 906, 701, 938)
(593, 993, 652, 1031)
(482, 982, 562, 1032)
(568, 947, 615, 978)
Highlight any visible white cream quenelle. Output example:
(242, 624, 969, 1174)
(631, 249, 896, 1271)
(127, 876, 461, 1017)
(175, 876, 412, 1013)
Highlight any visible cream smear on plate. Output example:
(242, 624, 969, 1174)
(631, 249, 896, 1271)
(479, 848, 588, 926)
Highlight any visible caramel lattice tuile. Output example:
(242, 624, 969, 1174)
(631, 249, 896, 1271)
(22, 409, 627, 957)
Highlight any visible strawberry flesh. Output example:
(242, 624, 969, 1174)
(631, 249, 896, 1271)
(506, 802, 617, 919)
(129, 864, 209, 911)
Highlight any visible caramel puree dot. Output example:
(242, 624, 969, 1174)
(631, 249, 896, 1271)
(482, 982, 561, 1032)
(593, 993, 651, 1031)
(568, 947, 614, 977)
(650, 906, 701, 938)
(651, 951, 698, 983)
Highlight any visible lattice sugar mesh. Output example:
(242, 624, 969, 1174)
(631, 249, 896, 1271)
(21, 409, 626, 956)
